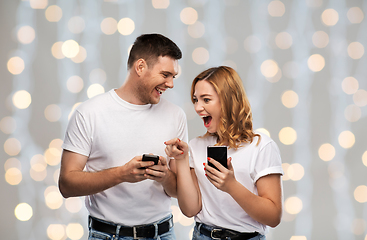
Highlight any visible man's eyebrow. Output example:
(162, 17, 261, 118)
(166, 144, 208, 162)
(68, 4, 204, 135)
(161, 70, 178, 77)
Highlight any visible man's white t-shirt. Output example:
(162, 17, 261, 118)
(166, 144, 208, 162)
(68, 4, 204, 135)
(62, 89, 188, 226)
(189, 133, 283, 235)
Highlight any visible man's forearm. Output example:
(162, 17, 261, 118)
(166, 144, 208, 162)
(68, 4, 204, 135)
(160, 169, 177, 198)
(59, 167, 122, 198)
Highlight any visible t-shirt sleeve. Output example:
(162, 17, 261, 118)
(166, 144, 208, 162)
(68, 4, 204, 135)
(62, 109, 92, 157)
(252, 141, 283, 183)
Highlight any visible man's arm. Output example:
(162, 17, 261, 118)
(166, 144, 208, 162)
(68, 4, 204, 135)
(58, 150, 155, 198)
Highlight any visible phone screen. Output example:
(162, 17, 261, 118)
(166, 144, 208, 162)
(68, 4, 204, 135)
(207, 146, 227, 170)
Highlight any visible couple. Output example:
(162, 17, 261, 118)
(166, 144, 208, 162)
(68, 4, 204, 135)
(58, 33, 283, 240)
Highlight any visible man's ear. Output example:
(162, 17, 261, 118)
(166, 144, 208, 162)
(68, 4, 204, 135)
(135, 59, 147, 76)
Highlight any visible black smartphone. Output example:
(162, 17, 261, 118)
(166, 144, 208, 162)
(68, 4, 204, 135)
(207, 146, 227, 170)
(142, 154, 159, 165)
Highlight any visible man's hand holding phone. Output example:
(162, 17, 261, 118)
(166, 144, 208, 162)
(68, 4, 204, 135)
(143, 154, 171, 184)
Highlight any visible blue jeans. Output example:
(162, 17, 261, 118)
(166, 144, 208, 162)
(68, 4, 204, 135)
(88, 215, 176, 240)
(192, 223, 265, 240)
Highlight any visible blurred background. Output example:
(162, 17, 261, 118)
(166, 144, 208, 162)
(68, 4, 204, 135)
(1, 0, 367, 239)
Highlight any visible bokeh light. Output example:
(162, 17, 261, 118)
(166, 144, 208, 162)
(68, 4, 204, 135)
(288, 163, 304, 181)
(7, 56, 25, 75)
(89, 68, 107, 84)
(17, 26, 36, 44)
(338, 131, 355, 149)
(354, 185, 367, 203)
(275, 32, 292, 49)
(67, 75, 84, 93)
(180, 7, 198, 25)
(44, 186, 63, 209)
(66, 223, 84, 240)
(12, 90, 32, 109)
(68, 16, 85, 34)
(0, 116, 17, 134)
(268, 1, 285, 17)
(353, 89, 367, 107)
(45, 5, 62, 22)
(44, 147, 62, 166)
(307, 54, 325, 72)
(312, 31, 329, 48)
(321, 9, 339, 26)
(363, 151, 367, 167)
(188, 21, 205, 38)
(44, 104, 62, 122)
(117, 18, 135, 35)
(5, 167, 22, 185)
(261, 59, 279, 78)
(30, 0, 48, 9)
(4, 138, 21, 156)
(30, 154, 47, 182)
(344, 104, 361, 122)
(290, 237, 307, 240)
(87, 84, 105, 99)
(101, 17, 117, 35)
(347, 7, 364, 24)
(279, 127, 297, 145)
(47, 224, 65, 240)
(285, 196, 303, 214)
(62, 40, 80, 58)
(51, 41, 65, 59)
(281, 90, 299, 108)
(282, 163, 290, 181)
(65, 197, 83, 213)
(348, 42, 364, 59)
(351, 219, 367, 236)
(318, 143, 335, 161)
(192, 47, 209, 65)
(14, 203, 33, 221)
(71, 46, 87, 63)
(342, 77, 359, 94)
(152, 0, 170, 9)
(256, 128, 270, 137)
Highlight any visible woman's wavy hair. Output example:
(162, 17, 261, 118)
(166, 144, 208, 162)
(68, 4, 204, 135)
(191, 66, 260, 149)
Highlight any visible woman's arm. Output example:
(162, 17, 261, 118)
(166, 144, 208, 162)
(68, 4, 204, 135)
(205, 159, 283, 227)
(165, 139, 202, 217)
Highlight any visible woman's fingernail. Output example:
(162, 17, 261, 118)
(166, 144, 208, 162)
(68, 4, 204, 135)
(164, 142, 166, 144)
(181, 152, 184, 154)
(207, 157, 210, 161)
(204, 168, 206, 171)
(205, 174, 207, 177)
(203, 163, 205, 166)
(178, 139, 181, 142)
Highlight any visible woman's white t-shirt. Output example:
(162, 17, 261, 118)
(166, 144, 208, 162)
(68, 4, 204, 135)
(189, 133, 283, 234)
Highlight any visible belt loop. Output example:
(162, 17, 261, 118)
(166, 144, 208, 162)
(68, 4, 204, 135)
(198, 223, 202, 232)
(154, 223, 158, 239)
(115, 225, 121, 240)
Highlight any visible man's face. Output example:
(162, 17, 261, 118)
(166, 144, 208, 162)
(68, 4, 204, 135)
(137, 56, 179, 104)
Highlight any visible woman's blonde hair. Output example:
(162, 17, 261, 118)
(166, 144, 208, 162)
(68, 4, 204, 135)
(191, 66, 260, 149)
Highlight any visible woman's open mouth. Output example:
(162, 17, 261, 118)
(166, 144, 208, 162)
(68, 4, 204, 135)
(202, 115, 212, 128)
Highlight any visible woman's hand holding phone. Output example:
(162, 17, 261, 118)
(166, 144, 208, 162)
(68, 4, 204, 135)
(205, 157, 237, 193)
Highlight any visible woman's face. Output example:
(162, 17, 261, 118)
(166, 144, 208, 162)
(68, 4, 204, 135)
(192, 80, 221, 134)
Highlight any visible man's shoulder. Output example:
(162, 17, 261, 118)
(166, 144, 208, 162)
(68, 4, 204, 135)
(75, 91, 112, 113)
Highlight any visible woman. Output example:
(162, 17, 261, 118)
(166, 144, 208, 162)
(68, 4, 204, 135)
(165, 66, 283, 240)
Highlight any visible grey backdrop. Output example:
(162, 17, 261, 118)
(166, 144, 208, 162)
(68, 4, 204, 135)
(1, 0, 366, 240)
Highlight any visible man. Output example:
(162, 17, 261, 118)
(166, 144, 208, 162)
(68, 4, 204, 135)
(59, 34, 188, 240)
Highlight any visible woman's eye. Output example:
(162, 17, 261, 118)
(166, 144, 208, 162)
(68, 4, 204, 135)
(204, 98, 210, 103)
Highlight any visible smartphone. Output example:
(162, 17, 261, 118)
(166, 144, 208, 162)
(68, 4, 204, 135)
(207, 146, 227, 170)
(142, 154, 159, 165)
